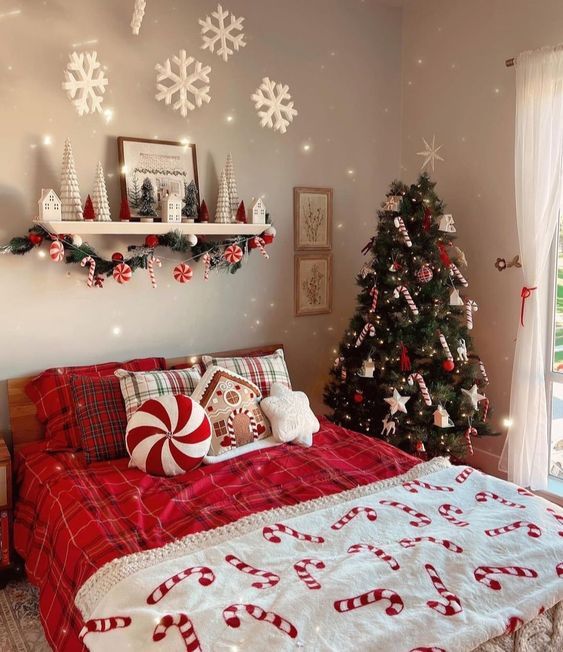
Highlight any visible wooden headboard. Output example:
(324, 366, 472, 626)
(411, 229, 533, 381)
(7, 344, 283, 452)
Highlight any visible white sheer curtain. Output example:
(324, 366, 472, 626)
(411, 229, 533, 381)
(500, 47, 563, 490)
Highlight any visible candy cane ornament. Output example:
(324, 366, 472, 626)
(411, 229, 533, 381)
(407, 373, 432, 406)
(223, 604, 297, 639)
(438, 332, 454, 361)
(334, 588, 404, 616)
(355, 322, 375, 347)
(403, 479, 453, 493)
(379, 500, 431, 527)
(147, 566, 215, 604)
(293, 558, 325, 590)
(449, 263, 468, 287)
(251, 236, 270, 259)
(369, 285, 379, 312)
(481, 398, 490, 422)
(475, 492, 525, 508)
(464, 426, 477, 455)
(225, 555, 279, 589)
(80, 256, 96, 287)
(394, 216, 412, 247)
(393, 285, 419, 315)
(425, 564, 462, 616)
(348, 544, 400, 571)
(400, 537, 463, 553)
(465, 299, 478, 329)
(484, 521, 542, 539)
(474, 565, 538, 591)
(438, 504, 470, 527)
(262, 523, 324, 544)
(153, 614, 201, 652)
(147, 255, 161, 288)
(331, 506, 377, 530)
(202, 253, 211, 280)
(79, 617, 131, 641)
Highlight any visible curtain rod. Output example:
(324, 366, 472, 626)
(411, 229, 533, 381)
(505, 58, 515, 68)
(506, 45, 563, 68)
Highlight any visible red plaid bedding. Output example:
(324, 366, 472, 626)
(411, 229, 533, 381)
(14, 418, 418, 651)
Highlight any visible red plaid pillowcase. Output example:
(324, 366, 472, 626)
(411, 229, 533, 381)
(26, 357, 165, 451)
(70, 375, 128, 463)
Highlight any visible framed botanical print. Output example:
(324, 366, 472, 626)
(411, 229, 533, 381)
(295, 253, 333, 316)
(117, 137, 200, 220)
(294, 187, 333, 250)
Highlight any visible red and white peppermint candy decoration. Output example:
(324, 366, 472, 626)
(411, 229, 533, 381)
(173, 263, 193, 284)
(113, 262, 132, 284)
(126, 394, 211, 476)
(224, 244, 243, 264)
(49, 240, 64, 262)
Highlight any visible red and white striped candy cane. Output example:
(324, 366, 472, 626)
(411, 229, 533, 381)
(393, 285, 419, 315)
(456, 467, 474, 483)
(80, 256, 96, 287)
(474, 565, 538, 591)
(394, 216, 412, 247)
(400, 537, 463, 553)
(202, 252, 211, 280)
(475, 492, 525, 508)
(226, 408, 258, 449)
(438, 504, 469, 527)
(347, 543, 400, 571)
(153, 613, 201, 652)
(464, 426, 477, 455)
(438, 331, 453, 361)
(355, 322, 375, 347)
(517, 486, 534, 497)
(479, 359, 489, 384)
(449, 263, 468, 287)
(481, 398, 490, 422)
(484, 521, 542, 539)
(379, 500, 431, 527)
(223, 604, 297, 640)
(262, 523, 324, 544)
(225, 554, 280, 589)
(334, 588, 404, 616)
(547, 507, 563, 535)
(465, 299, 478, 329)
(407, 373, 432, 406)
(252, 236, 270, 259)
(79, 616, 131, 641)
(147, 566, 215, 604)
(369, 285, 378, 312)
(293, 558, 325, 590)
(403, 479, 453, 493)
(331, 506, 377, 530)
(425, 564, 462, 616)
(147, 255, 161, 288)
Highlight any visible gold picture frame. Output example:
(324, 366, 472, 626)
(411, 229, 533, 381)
(295, 253, 333, 316)
(294, 187, 333, 250)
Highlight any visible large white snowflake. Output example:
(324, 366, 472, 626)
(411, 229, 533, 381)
(251, 77, 298, 134)
(199, 3, 245, 63)
(62, 51, 108, 116)
(155, 50, 211, 117)
(417, 135, 445, 172)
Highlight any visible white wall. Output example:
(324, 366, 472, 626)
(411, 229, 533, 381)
(0, 0, 403, 433)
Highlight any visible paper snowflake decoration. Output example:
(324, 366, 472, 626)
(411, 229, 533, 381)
(417, 135, 445, 172)
(251, 77, 298, 134)
(155, 50, 211, 117)
(62, 51, 108, 116)
(199, 3, 246, 62)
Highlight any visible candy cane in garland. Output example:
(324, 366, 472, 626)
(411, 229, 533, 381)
(378, 500, 431, 527)
(394, 216, 412, 247)
(484, 521, 542, 539)
(400, 537, 463, 553)
(80, 255, 96, 287)
(225, 555, 280, 589)
(424, 564, 462, 616)
(262, 523, 324, 544)
(475, 492, 525, 509)
(251, 236, 270, 259)
(202, 252, 211, 280)
(347, 543, 400, 571)
(147, 254, 161, 288)
(474, 565, 538, 591)
(330, 506, 377, 530)
(393, 285, 419, 315)
(407, 373, 432, 406)
(153, 613, 201, 652)
(79, 617, 131, 641)
(223, 604, 298, 640)
(293, 558, 325, 590)
(147, 566, 215, 604)
(438, 504, 470, 527)
(465, 298, 478, 329)
(334, 588, 404, 616)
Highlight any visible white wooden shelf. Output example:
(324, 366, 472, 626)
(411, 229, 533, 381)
(35, 221, 267, 236)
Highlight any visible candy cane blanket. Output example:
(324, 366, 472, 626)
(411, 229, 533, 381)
(75, 458, 563, 651)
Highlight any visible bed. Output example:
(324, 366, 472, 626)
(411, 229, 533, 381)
(8, 345, 563, 651)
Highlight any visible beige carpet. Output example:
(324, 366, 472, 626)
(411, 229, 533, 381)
(0, 579, 49, 652)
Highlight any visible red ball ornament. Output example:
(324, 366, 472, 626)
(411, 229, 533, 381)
(353, 391, 364, 404)
(145, 234, 159, 248)
(442, 359, 455, 372)
(111, 252, 124, 262)
(29, 233, 43, 246)
(416, 264, 433, 284)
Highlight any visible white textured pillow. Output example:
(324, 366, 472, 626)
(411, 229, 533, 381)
(260, 383, 319, 447)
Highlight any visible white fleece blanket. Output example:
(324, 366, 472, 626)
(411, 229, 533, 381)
(75, 459, 563, 652)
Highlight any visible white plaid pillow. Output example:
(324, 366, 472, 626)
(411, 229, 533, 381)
(115, 367, 202, 420)
(201, 349, 291, 397)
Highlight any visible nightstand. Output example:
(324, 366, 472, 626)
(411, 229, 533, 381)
(0, 434, 12, 573)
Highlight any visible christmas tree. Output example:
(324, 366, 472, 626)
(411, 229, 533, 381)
(138, 177, 157, 217)
(182, 180, 199, 218)
(92, 161, 111, 221)
(60, 138, 83, 221)
(225, 152, 239, 217)
(215, 168, 231, 223)
(324, 174, 492, 459)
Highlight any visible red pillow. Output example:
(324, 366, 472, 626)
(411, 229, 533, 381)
(71, 375, 128, 463)
(26, 357, 165, 451)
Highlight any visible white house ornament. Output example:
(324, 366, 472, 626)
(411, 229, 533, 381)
(38, 189, 61, 221)
(433, 405, 454, 428)
(384, 389, 410, 415)
(383, 195, 402, 212)
(438, 214, 456, 233)
(251, 77, 298, 134)
(62, 51, 108, 116)
(155, 50, 211, 117)
(161, 193, 183, 223)
(249, 197, 267, 224)
(417, 135, 445, 172)
(199, 3, 246, 63)
(449, 288, 464, 306)
(461, 383, 486, 410)
(456, 338, 468, 362)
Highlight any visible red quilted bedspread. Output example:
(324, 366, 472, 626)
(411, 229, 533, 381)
(14, 417, 418, 651)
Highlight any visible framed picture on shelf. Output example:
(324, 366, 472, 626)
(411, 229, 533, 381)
(117, 137, 200, 221)
(293, 187, 333, 250)
(295, 252, 333, 316)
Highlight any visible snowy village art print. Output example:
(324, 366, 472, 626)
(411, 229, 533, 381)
(117, 137, 200, 221)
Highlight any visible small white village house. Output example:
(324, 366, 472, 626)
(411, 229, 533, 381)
(249, 197, 266, 224)
(38, 188, 62, 221)
(161, 193, 182, 223)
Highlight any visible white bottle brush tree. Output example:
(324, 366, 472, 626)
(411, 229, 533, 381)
(60, 138, 83, 221)
(92, 161, 111, 221)
(215, 167, 231, 223)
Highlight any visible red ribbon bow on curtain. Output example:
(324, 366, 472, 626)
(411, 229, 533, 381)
(520, 286, 537, 326)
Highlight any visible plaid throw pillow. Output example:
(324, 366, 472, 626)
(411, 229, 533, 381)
(115, 367, 202, 420)
(201, 349, 291, 397)
(25, 357, 166, 451)
(70, 375, 128, 463)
